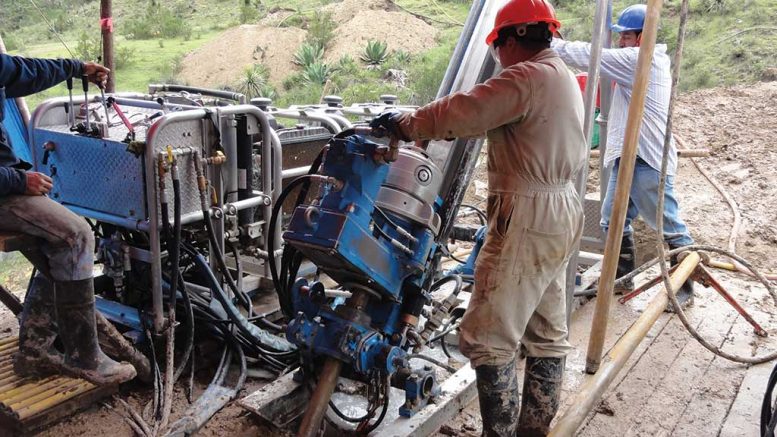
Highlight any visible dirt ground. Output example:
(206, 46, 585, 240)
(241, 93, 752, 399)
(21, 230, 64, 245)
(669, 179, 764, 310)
(178, 0, 437, 90)
(1, 78, 775, 436)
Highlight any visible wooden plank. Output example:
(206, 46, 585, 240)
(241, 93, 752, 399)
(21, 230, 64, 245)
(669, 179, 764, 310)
(238, 372, 306, 429)
(574, 313, 680, 436)
(667, 273, 769, 436)
(719, 362, 773, 437)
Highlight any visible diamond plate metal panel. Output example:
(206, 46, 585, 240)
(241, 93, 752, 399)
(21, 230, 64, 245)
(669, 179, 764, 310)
(148, 120, 207, 223)
(32, 129, 145, 219)
(582, 192, 605, 253)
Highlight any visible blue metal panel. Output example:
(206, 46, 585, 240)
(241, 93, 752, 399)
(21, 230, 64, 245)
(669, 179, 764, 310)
(3, 98, 31, 163)
(32, 129, 146, 219)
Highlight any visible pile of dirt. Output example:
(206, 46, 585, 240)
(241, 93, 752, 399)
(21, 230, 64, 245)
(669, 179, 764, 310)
(178, 0, 437, 90)
(673, 80, 777, 271)
(177, 25, 307, 88)
(324, 9, 438, 63)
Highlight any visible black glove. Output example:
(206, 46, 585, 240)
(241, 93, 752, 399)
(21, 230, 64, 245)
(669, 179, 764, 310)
(370, 110, 412, 142)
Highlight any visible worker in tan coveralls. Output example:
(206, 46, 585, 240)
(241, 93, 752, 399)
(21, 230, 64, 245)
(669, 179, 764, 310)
(371, 1, 585, 435)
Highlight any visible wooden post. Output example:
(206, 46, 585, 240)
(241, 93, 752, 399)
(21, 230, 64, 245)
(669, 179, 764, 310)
(100, 0, 115, 92)
(585, 0, 666, 374)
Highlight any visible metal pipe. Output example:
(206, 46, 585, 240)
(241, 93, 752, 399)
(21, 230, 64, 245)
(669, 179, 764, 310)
(565, 0, 611, 331)
(297, 358, 343, 437)
(437, 0, 487, 98)
(178, 192, 270, 225)
(269, 129, 283, 279)
(64, 204, 147, 231)
(148, 84, 247, 104)
(585, 0, 666, 374)
(283, 165, 312, 180)
(272, 110, 342, 134)
(550, 251, 700, 436)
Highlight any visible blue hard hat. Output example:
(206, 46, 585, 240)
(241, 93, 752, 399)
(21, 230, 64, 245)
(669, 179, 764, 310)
(611, 4, 647, 33)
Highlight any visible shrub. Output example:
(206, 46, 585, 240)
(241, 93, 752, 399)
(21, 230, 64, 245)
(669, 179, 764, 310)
(392, 50, 412, 66)
(302, 63, 331, 85)
(361, 40, 388, 66)
(75, 32, 135, 68)
(293, 42, 324, 68)
(125, 3, 192, 40)
(307, 11, 336, 49)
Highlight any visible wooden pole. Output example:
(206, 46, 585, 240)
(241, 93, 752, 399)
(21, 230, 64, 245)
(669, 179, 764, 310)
(550, 251, 701, 436)
(100, 0, 115, 92)
(585, 0, 666, 374)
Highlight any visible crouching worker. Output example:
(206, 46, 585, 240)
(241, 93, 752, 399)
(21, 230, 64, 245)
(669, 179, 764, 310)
(0, 53, 136, 385)
(371, 1, 585, 434)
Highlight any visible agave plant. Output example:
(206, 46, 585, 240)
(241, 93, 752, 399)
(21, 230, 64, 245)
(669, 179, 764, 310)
(302, 63, 330, 85)
(360, 40, 388, 66)
(293, 42, 325, 68)
(392, 49, 412, 66)
(236, 64, 275, 99)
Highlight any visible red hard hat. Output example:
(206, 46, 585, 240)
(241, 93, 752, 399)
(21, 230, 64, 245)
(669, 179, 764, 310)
(485, 0, 561, 46)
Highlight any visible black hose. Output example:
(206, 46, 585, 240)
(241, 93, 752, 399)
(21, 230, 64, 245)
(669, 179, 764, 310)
(188, 247, 295, 356)
(430, 273, 463, 296)
(762, 360, 777, 437)
(267, 175, 318, 317)
(225, 239, 253, 317)
(173, 271, 195, 382)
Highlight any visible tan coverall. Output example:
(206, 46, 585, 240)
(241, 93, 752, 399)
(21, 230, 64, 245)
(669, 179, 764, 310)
(400, 49, 586, 368)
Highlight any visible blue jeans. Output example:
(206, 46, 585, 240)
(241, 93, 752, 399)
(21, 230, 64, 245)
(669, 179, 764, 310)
(601, 157, 694, 247)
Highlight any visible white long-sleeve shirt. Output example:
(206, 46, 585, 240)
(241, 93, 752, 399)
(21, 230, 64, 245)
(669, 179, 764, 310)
(551, 39, 677, 175)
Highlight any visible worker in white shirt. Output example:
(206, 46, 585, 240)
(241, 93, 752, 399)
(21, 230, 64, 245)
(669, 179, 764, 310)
(552, 4, 694, 307)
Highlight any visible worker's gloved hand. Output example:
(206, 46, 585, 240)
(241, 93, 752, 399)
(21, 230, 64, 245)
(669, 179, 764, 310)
(370, 110, 412, 142)
(83, 62, 110, 88)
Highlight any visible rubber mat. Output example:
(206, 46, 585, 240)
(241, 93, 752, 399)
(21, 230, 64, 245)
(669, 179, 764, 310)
(0, 336, 116, 434)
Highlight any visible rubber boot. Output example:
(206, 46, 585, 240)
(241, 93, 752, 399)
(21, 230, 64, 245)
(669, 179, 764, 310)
(14, 273, 64, 377)
(516, 357, 564, 437)
(474, 360, 519, 437)
(614, 234, 636, 295)
(666, 244, 694, 313)
(55, 279, 136, 385)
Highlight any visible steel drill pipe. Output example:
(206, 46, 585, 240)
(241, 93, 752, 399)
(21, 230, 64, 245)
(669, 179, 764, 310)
(550, 251, 700, 437)
(585, 0, 666, 374)
(297, 358, 343, 437)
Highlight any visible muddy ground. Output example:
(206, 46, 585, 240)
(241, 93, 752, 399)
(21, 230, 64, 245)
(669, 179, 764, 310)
(1, 80, 775, 436)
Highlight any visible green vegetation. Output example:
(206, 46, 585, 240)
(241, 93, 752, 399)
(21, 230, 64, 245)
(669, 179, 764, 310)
(556, 0, 777, 91)
(1, 0, 774, 111)
(361, 40, 389, 67)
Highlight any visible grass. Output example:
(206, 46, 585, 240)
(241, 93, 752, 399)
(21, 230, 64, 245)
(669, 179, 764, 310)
(0, 253, 33, 293)
(12, 32, 219, 109)
(556, 0, 777, 91)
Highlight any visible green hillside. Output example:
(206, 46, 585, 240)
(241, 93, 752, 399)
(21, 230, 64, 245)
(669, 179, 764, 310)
(1, 0, 775, 109)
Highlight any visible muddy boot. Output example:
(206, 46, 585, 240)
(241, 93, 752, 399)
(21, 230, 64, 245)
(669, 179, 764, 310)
(14, 273, 64, 377)
(614, 234, 636, 295)
(475, 360, 519, 437)
(665, 244, 694, 313)
(516, 357, 564, 437)
(55, 279, 136, 385)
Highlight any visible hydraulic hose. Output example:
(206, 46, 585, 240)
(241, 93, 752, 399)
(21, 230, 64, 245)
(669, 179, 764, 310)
(189, 249, 294, 354)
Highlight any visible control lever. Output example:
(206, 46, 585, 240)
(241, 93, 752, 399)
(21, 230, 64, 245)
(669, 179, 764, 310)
(65, 77, 75, 128)
(98, 84, 110, 137)
(81, 75, 91, 130)
(106, 97, 136, 141)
